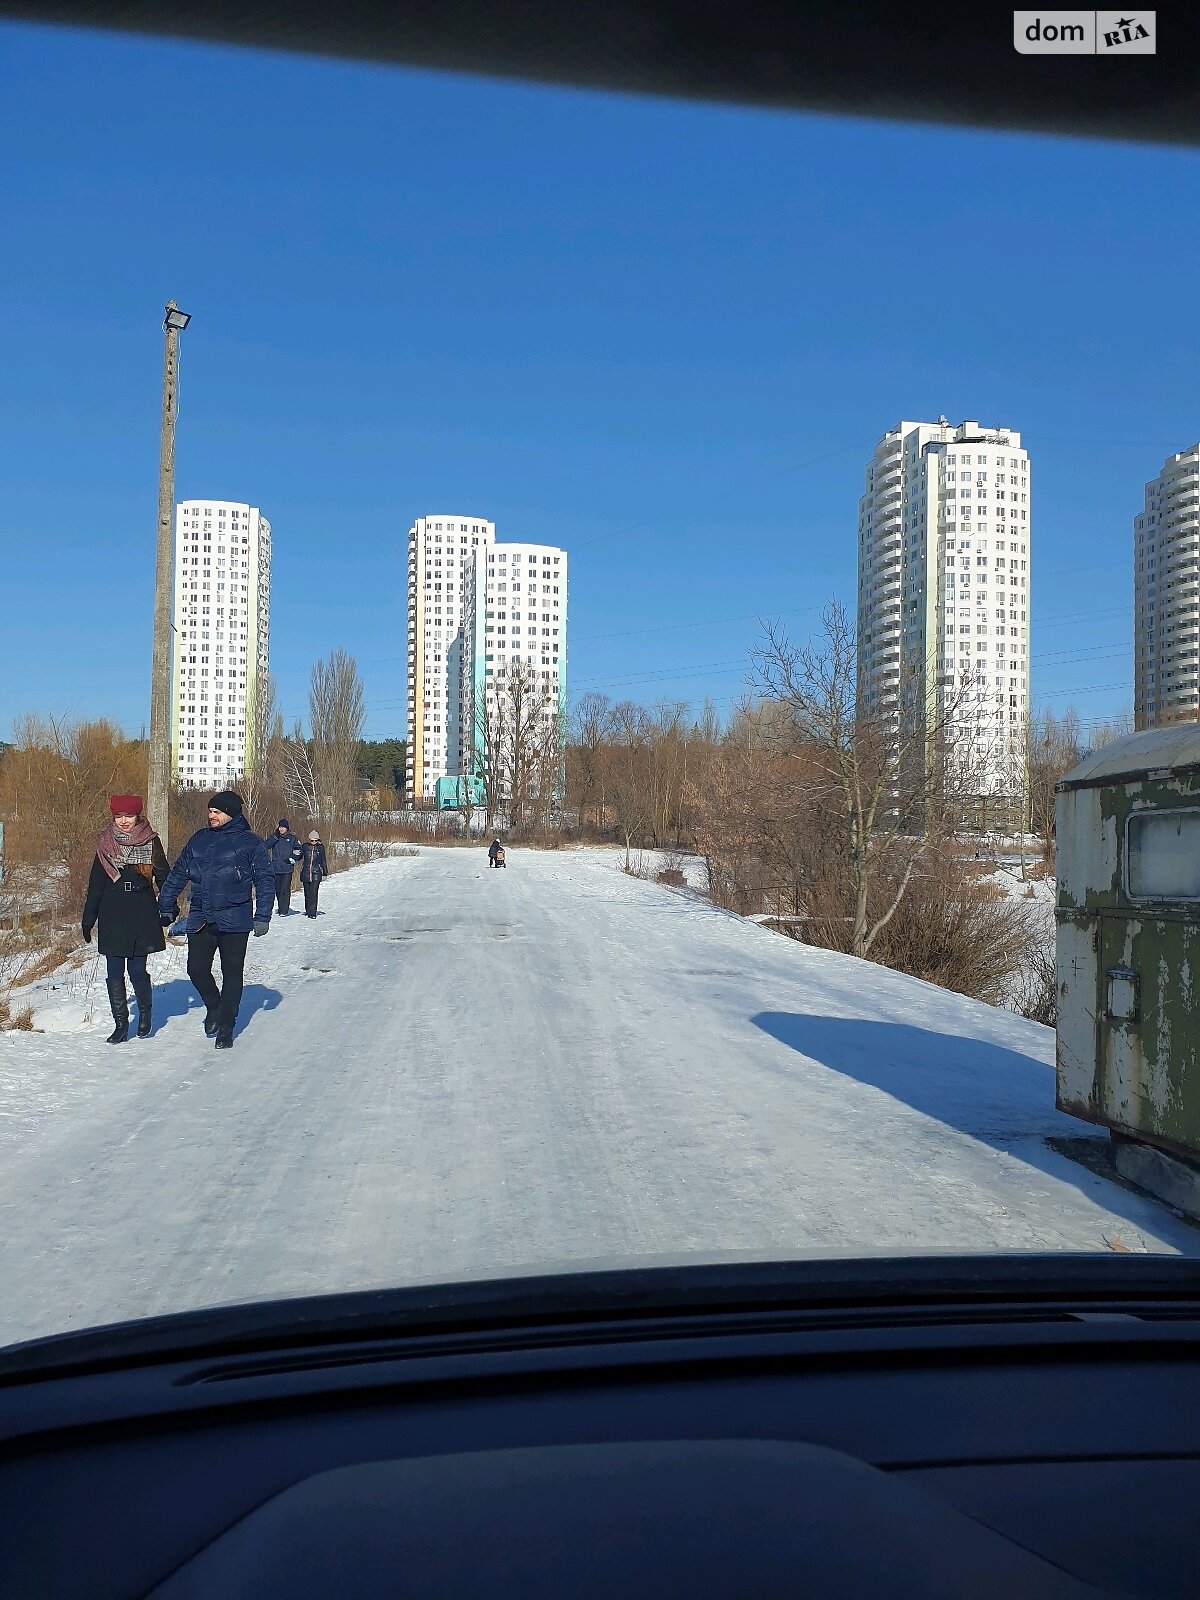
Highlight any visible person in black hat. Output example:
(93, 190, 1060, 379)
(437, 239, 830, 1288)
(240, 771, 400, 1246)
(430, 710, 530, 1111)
(267, 817, 303, 916)
(299, 830, 329, 918)
(156, 791, 275, 1050)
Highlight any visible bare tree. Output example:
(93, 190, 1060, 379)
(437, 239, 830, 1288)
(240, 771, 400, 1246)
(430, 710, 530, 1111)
(607, 700, 652, 871)
(474, 676, 509, 831)
(238, 669, 278, 825)
(279, 719, 319, 827)
(532, 703, 567, 832)
(474, 661, 563, 833)
(457, 776, 477, 836)
(1026, 707, 1083, 862)
(570, 691, 617, 829)
(501, 659, 546, 829)
(751, 601, 980, 961)
(309, 649, 366, 841)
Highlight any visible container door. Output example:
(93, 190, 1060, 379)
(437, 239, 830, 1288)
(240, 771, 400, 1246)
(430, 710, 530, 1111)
(1098, 916, 1146, 1138)
(1055, 913, 1100, 1120)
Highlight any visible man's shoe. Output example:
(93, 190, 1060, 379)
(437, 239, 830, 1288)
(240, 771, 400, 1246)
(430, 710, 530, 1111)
(214, 1027, 234, 1050)
(203, 1007, 221, 1038)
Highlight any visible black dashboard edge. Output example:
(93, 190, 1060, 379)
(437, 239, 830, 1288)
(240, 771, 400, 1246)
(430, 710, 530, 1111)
(5, 1254, 1200, 1384)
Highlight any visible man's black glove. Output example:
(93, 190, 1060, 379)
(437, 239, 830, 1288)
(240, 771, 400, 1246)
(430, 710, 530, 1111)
(81, 923, 93, 944)
(253, 921, 269, 938)
(160, 912, 175, 927)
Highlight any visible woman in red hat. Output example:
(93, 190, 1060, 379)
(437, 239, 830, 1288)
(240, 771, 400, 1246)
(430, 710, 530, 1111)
(81, 795, 171, 1044)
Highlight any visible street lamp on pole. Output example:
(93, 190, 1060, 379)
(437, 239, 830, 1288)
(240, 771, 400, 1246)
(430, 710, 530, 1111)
(147, 299, 190, 859)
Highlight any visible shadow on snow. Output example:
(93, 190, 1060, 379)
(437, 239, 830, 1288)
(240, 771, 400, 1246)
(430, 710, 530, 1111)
(150, 979, 284, 1038)
(750, 1011, 1198, 1246)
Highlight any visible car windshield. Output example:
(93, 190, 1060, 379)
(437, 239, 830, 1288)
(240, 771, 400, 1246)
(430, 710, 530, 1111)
(1, 18, 1198, 1354)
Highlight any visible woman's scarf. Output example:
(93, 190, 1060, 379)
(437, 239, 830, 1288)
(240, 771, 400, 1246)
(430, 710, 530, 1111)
(96, 817, 158, 883)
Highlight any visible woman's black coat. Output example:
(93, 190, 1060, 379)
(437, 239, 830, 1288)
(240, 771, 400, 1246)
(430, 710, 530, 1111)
(82, 840, 171, 958)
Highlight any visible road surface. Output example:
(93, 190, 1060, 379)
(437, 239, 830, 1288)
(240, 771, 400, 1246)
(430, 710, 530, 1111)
(0, 845, 1195, 1347)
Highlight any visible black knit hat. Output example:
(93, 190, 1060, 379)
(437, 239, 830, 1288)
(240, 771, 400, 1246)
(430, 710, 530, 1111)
(208, 790, 244, 818)
(278, 818, 289, 829)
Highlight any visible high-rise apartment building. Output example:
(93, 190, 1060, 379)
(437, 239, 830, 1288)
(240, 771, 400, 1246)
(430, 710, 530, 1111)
(857, 419, 1031, 810)
(171, 500, 271, 791)
(462, 540, 568, 784)
(1134, 445, 1200, 730)
(405, 514, 497, 802)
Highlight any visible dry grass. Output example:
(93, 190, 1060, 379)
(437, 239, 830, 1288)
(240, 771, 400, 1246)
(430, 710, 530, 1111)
(0, 919, 80, 1034)
(0, 994, 38, 1031)
(4, 928, 79, 989)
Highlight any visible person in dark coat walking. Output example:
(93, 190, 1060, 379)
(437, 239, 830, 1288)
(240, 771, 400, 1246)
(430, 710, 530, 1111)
(488, 838, 506, 868)
(268, 818, 303, 915)
(157, 790, 275, 1050)
(82, 795, 171, 1043)
(299, 831, 328, 918)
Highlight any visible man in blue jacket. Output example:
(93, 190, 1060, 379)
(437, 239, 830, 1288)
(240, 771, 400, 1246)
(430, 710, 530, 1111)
(267, 817, 303, 916)
(158, 790, 275, 1050)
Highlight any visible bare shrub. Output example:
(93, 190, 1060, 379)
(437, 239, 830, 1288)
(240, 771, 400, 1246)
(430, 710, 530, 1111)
(863, 859, 1031, 1006)
(1011, 939, 1058, 1026)
(623, 850, 653, 880)
(0, 715, 148, 915)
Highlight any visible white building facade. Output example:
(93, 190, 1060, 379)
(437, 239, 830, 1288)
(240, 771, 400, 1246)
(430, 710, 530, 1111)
(171, 499, 271, 791)
(462, 540, 568, 786)
(405, 514, 497, 802)
(857, 419, 1031, 811)
(1134, 445, 1200, 730)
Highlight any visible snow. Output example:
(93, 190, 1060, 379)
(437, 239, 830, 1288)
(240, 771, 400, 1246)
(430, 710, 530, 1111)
(611, 846, 710, 892)
(0, 845, 1196, 1350)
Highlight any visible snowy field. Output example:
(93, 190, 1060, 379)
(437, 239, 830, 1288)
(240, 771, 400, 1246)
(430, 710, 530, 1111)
(0, 844, 1195, 1349)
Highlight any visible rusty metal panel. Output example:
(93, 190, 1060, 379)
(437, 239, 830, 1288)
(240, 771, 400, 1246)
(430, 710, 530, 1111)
(1055, 914, 1099, 1122)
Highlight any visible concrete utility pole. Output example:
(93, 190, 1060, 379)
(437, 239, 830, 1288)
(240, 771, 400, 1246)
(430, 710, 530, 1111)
(147, 301, 190, 857)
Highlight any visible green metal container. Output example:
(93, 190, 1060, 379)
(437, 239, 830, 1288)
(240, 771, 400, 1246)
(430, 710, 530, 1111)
(1056, 724, 1200, 1158)
(434, 774, 486, 812)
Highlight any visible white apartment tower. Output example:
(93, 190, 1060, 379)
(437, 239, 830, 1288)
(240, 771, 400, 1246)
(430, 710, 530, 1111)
(405, 514, 497, 801)
(1134, 445, 1200, 730)
(462, 541, 568, 783)
(171, 500, 271, 791)
(857, 419, 1031, 813)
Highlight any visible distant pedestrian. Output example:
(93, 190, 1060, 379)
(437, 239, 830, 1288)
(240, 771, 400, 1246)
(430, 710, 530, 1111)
(488, 837, 506, 868)
(82, 795, 170, 1044)
(157, 790, 275, 1050)
(268, 818, 303, 915)
(300, 831, 328, 918)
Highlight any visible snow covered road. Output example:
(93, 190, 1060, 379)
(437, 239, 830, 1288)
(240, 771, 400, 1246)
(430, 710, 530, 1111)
(1, 845, 1196, 1347)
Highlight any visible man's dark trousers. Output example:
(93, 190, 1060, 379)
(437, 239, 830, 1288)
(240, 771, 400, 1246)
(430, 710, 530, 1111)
(274, 871, 294, 915)
(186, 926, 250, 1031)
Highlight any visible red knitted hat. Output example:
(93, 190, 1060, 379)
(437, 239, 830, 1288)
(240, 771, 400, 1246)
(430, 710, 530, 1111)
(109, 794, 143, 816)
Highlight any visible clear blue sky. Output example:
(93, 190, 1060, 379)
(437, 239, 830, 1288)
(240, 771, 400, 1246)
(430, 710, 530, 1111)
(2, 21, 1197, 741)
